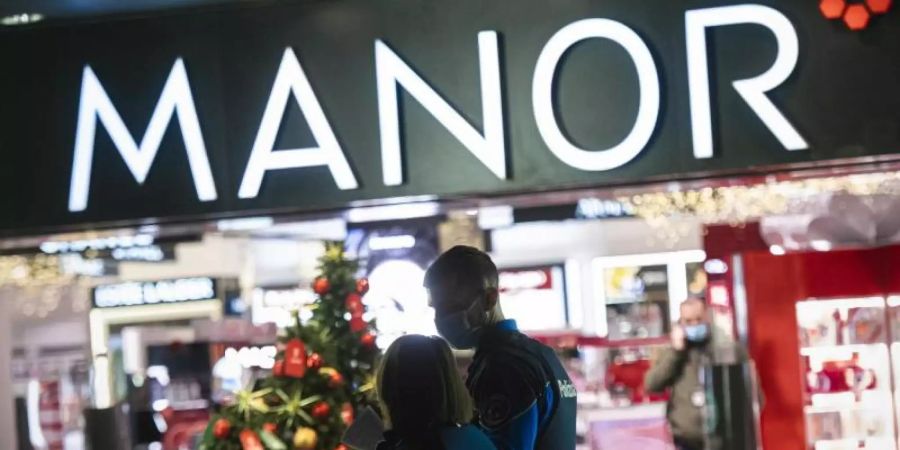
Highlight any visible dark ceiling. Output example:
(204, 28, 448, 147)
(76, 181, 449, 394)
(0, 0, 277, 23)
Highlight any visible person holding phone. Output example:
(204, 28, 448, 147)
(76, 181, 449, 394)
(645, 298, 749, 450)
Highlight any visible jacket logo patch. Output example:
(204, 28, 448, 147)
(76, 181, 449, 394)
(482, 394, 512, 428)
(558, 380, 577, 399)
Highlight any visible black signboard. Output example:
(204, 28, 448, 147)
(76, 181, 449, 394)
(0, 0, 898, 235)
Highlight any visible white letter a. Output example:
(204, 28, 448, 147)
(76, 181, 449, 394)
(239, 48, 358, 199)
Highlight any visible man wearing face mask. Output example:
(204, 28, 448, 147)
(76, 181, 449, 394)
(645, 298, 749, 450)
(425, 246, 577, 450)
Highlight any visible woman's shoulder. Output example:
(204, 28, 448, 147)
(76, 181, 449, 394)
(439, 424, 497, 449)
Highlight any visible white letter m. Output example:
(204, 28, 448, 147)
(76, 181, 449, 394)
(68, 58, 217, 212)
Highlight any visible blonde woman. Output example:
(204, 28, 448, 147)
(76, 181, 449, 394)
(376, 335, 496, 450)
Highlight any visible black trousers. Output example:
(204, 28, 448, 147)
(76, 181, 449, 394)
(673, 438, 704, 450)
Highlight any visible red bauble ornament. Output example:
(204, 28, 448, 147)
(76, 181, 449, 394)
(341, 403, 354, 425)
(311, 402, 332, 420)
(345, 293, 364, 315)
(360, 333, 376, 348)
(335, 445, 349, 450)
(239, 429, 264, 450)
(350, 316, 367, 333)
(272, 359, 285, 377)
(306, 352, 324, 370)
(355, 278, 370, 295)
(262, 422, 277, 434)
(312, 277, 331, 295)
(212, 418, 232, 439)
(328, 371, 345, 388)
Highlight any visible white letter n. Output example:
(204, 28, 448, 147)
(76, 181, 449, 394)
(68, 58, 217, 212)
(375, 32, 506, 186)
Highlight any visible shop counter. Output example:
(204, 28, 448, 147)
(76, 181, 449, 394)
(580, 403, 673, 450)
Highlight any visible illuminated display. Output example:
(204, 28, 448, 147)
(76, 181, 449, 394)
(93, 277, 218, 308)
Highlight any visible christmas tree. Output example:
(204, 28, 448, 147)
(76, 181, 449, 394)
(200, 242, 381, 450)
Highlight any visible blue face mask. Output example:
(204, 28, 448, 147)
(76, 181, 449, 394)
(434, 297, 486, 350)
(684, 323, 710, 343)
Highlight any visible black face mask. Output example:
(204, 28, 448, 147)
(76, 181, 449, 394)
(434, 296, 486, 350)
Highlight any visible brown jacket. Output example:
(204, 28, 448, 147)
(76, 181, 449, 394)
(644, 342, 748, 449)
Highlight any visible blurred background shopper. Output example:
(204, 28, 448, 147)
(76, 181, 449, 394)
(645, 298, 755, 450)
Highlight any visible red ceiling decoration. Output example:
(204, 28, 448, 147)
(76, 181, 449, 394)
(820, 0, 892, 29)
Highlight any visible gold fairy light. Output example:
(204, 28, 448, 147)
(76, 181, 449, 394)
(620, 171, 900, 228)
(0, 254, 77, 317)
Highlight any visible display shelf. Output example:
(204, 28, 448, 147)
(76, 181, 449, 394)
(810, 391, 891, 408)
(805, 403, 888, 414)
(797, 297, 898, 450)
(800, 343, 889, 357)
(812, 437, 894, 450)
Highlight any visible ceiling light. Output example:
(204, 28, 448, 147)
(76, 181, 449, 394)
(810, 240, 833, 252)
(1, 13, 43, 26)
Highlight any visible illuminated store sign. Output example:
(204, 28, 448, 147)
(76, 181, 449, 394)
(93, 277, 218, 308)
(67, 4, 801, 213)
(1, 0, 898, 232)
(40, 234, 154, 254)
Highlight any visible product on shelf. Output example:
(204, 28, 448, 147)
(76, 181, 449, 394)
(846, 307, 884, 345)
(796, 298, 896, 450)
(805, 411, 842, 443)
(805, 353, 876, 394)
(798, 308, 839, 348)
(888, 306, 900, 344)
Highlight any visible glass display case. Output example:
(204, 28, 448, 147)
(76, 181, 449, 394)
(796, 297, 897, 450)
(592, 251, 707, 341)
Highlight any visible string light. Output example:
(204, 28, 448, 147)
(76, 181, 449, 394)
(0, 254, 82, 317)
(619, 172, 900, 238)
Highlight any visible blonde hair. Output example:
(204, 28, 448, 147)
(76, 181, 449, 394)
(376, 335, 473, 432)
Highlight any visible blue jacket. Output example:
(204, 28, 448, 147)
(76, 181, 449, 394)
(376, 424, 497, 450)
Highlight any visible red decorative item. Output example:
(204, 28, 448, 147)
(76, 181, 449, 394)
(328, 371, 344, 388)
(212, 418, 232, 439)
(866, 0, 892, 14)
(262, 422, 277, 434)
(819, 0, 846, 19)
(335, 445, 349, 450)
(360, 333, 376, 348)
(312, 277, 331, 295)
(341, 403, 354, 425)
(284, 339, 308, 378)
(170, 340, 185, 353)
(356, 278, 370, 295)
(345, 293, 364, 316)
(161, 406, 175, 424)
(350, 316, 367, 333)
(844, 4, 871, 29)
(239, 429, 264, 450)
(306, 352, 324, 370)
(312, 402, 332, 420)
(272, 359, 285, 377)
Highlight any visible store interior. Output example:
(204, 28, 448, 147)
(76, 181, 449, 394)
(5, 168, 900, 450)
